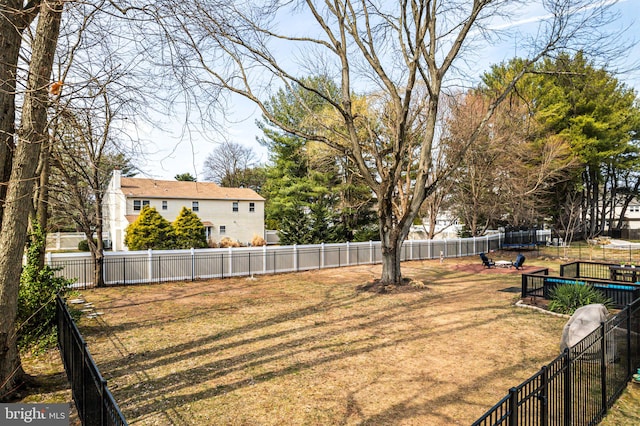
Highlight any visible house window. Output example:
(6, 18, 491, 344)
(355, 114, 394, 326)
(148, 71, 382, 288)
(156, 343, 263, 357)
(249, 202, 255, 212)
(220, 225, 226, 235)
(162, 200, 168, 210)
(133, 200, 150, 211)
(192, 201, 199, 212)
(232, 202, 239, 212)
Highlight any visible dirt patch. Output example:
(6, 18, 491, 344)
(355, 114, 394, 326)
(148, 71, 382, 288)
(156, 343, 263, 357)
(356, 277, 430, 293)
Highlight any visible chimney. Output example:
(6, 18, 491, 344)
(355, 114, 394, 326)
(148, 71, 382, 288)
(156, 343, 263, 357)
(112, 169, 122, 189)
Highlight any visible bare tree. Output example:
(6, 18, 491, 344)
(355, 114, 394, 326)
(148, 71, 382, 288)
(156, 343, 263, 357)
(0, 0, 64, 399)
(202, 141, 258, 186)
(138, 0, 624, 284)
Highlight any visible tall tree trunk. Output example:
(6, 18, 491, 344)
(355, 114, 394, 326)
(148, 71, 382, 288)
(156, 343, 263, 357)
(91, 191, 105, 287)
(0, 0, 63, 400)
(0, 1, 40, 227)
(34, 138, 52, 268)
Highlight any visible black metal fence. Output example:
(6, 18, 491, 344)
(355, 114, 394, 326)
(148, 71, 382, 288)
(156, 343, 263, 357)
(473, 296, 640, 425)
(522, 262, 640, 309)
(56, 295, 127, 426)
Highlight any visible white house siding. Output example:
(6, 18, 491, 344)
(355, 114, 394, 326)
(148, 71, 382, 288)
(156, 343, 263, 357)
(103, 171, 264, 250)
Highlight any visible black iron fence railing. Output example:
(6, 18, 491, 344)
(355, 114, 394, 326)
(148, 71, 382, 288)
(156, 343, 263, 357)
(473, 297, 640, 425)
(522, 261, 640, 309)
(56, 295, 127, 426)
(522, 262, 640, 309)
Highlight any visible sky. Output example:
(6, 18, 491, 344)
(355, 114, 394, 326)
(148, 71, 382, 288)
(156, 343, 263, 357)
(134, 0, 640, 181)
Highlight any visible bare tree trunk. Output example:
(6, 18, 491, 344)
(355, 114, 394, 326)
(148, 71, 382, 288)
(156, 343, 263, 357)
(0, 0, 63, 400)
(0, 1, 41, 227)
(34, 138, 52, 268)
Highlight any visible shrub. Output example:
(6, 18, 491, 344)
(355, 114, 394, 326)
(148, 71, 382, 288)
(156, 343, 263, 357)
(548, 284, 614, 315)
(18, 222, 76, 352)
(173, 207, 208, 249)
(251, 234, 267, 247)
(77, 238, 96, 251)
(125, 205, 176, 250)
(219, 237, 241, 248)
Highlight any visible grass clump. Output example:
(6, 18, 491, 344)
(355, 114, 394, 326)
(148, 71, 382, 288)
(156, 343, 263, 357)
(548, 284, 613, 315)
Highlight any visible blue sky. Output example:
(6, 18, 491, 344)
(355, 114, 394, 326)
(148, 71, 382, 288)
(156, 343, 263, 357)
(136, 0, 640, 181)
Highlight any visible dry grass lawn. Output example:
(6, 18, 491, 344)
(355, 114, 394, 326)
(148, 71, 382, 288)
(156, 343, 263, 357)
(66, 256, 573, 425)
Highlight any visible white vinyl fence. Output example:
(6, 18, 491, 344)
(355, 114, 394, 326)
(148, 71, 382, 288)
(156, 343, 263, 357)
(48, 235, 504, 289)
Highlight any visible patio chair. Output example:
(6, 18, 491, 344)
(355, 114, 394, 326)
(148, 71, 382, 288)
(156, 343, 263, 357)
(513, 253, 525, 270)
(480, 252, 495, 268)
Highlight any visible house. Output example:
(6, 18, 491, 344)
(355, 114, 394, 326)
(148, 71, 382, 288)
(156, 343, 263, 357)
(606, 199, 640, 239)
(103, 170, 265, 251)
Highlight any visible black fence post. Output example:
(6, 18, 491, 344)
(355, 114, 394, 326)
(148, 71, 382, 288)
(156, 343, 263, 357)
(539, 366, 549, 426)
(600, 323, 607, 415)
(563, 348, 571, 426)
(101, 378, 107, 425)
(508, 387, 518, 425)
(627, 308, 632, 378)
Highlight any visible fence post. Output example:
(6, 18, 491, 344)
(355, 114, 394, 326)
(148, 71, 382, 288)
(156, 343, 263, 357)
(191, 248, 195, 281)
(101, 378, 107, 425)
(228, 247, 233, 276)
(148, 249, 153, 282)
(346, 241, 350, 266)
(263, 245, 267, 275)
(369, 240, 373, 264)
(320, 243, 324, 269)
(294, 245, 298, 272)
(563, 348, 571, 426)
(508, 387, 518, 425)
(627, 307, 632, 378)
(539, 365, 549, 426)
(600, 323, 607, 415)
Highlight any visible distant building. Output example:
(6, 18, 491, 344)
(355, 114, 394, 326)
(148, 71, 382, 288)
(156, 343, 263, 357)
(103, 170, 265, 251)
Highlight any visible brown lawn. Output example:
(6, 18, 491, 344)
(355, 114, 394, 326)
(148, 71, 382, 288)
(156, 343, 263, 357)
(57, 256, 571, 425)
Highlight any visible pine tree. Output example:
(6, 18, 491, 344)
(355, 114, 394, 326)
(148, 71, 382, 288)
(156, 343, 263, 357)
(124, 206, 176, 250)
(173, 207, 208, 249)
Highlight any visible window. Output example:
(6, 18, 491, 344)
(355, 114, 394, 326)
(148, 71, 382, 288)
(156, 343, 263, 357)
(133, 200, 149, 211)
(192, 201, 199, 212)
(220, 225, 226, 235)
(249, 202, 255, 212)
(162, 200, 168, 210)
(232, 201, 239, 212)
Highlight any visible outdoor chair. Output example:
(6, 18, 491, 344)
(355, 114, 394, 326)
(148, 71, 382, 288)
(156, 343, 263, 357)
(480, 252, 495, 268)
(513, 253, 525, 270)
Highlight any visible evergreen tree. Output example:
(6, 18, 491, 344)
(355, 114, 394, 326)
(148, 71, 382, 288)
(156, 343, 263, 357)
(175, 173, 196, 181)
(124, 206, 176, 250)
(259, 76, 377, 241)
(173, 207, 208, 249)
